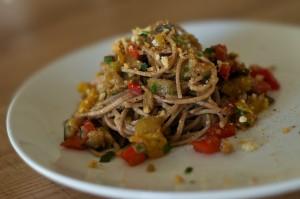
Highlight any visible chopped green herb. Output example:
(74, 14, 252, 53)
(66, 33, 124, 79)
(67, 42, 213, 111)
(204, 47, 214, 55)
(150, 83, 158, 94)
(184, 166, 193, 174)
(99, 151, 115, 163)
(134, 144, 146, 153)
(139, 31, 149, 37)
(163, 143, 172, 154)
(140, 62, 148, 71)
(104, 55, 115, 64)
(235, 107, 247, 116)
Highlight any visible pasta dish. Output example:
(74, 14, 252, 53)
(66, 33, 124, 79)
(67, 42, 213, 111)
(61, 21, 280, 166)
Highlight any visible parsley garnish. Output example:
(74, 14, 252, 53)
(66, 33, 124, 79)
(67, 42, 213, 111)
(104, 55, 115, 64)
(99, 151, 115, 163)
(204, 47, 214, 55)
(139, 31, 149, 37)
(134, 144, 146, 153)
(140, 62, 148, 71)
(150, 83, 158, 94)
(184, 166, 193, 174)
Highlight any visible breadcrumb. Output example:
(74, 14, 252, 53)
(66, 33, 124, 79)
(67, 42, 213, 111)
(250, 177, 259, 185)
(282, 125, 296, 134)
(175, 175, 185, 184)
(220, 140, 234, 154)
(240, 140, 259, 152)
(146, 163, 156, 172)
(88, 160, 98, 168)
(238, 116, 248, 123)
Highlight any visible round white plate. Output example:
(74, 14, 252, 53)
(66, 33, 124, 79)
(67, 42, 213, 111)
(6, 21, 300, 199)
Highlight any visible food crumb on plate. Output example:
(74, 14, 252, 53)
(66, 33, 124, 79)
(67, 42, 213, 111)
(146, 163, 156, 172)
(240, 140, 259, 152)
(175, 175, 185, 184)
(184, 166, 193, 174)
(250, 177, 259, 185)
(282, 125, 296, 134)
(220, 140, 234, 154)
(88, 160, 98, 168)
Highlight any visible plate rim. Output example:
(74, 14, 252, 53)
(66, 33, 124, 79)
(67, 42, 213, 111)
(6, 20, 300, 199)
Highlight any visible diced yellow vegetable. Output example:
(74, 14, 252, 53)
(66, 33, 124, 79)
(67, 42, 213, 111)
(235, 99, 257, 128)
(222, 76, 252, 97)
(154, 34, 166, 47)
(130, 117, 167, 158)
(77, 83, 99, 113)
(77, 82, 91, 95)
(247, 94, 269, 114)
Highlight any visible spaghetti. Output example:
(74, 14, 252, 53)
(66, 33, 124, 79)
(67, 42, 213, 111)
(61, 21, 280, 166)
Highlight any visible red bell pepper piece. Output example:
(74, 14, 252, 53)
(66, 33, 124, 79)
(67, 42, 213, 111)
(121, 146, 146, 166)
(253, 80, 272, 93)
(250, 66, 280, 90)
(128, 82, 142, 95)
(61, 136, 86, 150)
(80, 120, 96, 140)
(219, 63, 231, 80)
(207, 123, 236, 139)
(128, 44, 140, 59)
(192, 135, 221, 154)
(214, 44, 228, 61)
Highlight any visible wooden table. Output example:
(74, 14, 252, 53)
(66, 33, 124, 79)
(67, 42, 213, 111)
(1, 0, 300, 198)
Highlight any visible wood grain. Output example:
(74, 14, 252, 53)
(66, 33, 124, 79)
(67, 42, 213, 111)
(1, 0, 300, 198)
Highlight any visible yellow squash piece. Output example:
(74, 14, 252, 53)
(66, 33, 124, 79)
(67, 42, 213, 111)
(77, 82, 99, 113)
(130, 117, 167, 158)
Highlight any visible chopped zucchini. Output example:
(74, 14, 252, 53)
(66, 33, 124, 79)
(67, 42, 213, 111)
(147, 78, 176, 95)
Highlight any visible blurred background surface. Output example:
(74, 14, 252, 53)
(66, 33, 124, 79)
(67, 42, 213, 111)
(1, 0, 300, 198)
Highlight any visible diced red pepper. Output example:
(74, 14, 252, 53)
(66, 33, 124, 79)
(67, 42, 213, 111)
(219, 63, 231, 80)
(128, 44, 140, 59)
(128, 82, 142, 95)
(61, 136, 86, 150)
(80, 120, 96, 140)
(214, 44, 228, 61)
(121, 146, 146, 166)
(250, 66, 280, 90)
(253, 80, 272, 93)
(82, 120, 96, 132)
(207, 123, 236, 139)
(192, 135, 221, 154)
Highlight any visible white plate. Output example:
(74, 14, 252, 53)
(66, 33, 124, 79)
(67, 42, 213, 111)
(6, 21, 300, 199)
